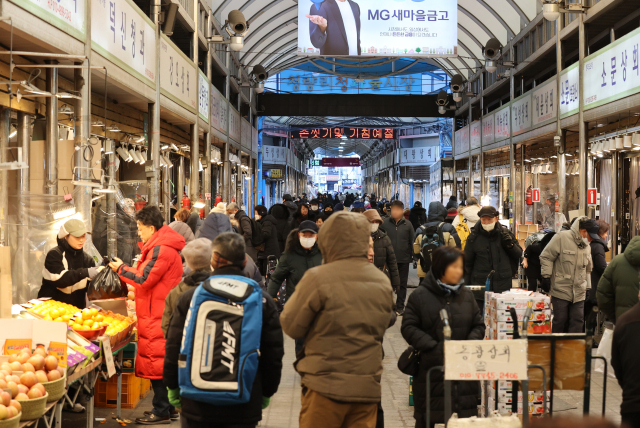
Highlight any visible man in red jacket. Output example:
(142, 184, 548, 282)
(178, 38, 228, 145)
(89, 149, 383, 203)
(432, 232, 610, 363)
(110, 205, 185, 425)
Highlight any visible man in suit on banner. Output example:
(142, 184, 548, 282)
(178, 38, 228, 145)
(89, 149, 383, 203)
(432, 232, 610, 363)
(306, 0, 361, 56)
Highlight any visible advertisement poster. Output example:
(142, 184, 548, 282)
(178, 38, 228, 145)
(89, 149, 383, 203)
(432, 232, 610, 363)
(297, 0, 457, 57)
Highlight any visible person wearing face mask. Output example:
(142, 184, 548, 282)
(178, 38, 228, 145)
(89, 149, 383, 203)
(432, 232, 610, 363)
(267, 220, 323, 306)
(254, 205, 281, 276)
(39, 218, 103, 309)
(364, 209, 400, 293)
(540, 216, 593, 333)
(309, 199, 321, 219)
(464, 206, 522, 295)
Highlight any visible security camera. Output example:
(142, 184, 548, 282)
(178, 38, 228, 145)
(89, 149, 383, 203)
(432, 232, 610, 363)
(450, 74, 464, 102)
(482, 38, 502, 73)
(252, 65, 268, 83)
(436, 90, 448, 106)
(218, 10, 249, 51)
(255, 82, 265, 94)
(543, 2, 561, 21)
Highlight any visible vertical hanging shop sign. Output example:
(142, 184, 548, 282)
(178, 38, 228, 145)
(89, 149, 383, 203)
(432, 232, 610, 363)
(560, 63, 580, 118)
(210, 85, 228, 135)
(10, 0, 85, 40)
(160, 34, 197, 113)
(92, 0, 156, 87)
(198, 70, 210, 123)
(229, 108, 241, 143)
(455, 126, 469, 155)
(587, 188, 598, 206)
(482, 114, 495, 145)
(532, 77, 557, 126)
(470, 121, 481, 150)
(494, 105, 511, 141)
(511, 94, 532, 136)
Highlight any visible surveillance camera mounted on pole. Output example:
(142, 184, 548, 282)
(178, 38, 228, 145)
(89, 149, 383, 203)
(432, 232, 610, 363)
(482, 38, 502, 73)
(206, 10, 250, 52)
(450, 74, 465, 102)
(252, 65, 268, 83)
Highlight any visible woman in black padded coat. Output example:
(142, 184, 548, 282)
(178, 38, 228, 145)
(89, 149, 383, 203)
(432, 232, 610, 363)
(401, 246, 485, 428)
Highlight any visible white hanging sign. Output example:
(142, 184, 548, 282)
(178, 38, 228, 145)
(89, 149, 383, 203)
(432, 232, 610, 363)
(445, 339, 528, 381)
(511, 94, 531, 136)
(455, 125, 469, 155)
(12, 0, 85, 40)
(560, 63, 580, 118)
(398, 147, 437, 165)
(532, 77, 556, 126)
(482, 114, 494, 145)
(263, 146, 288, 164)
(470, 121, 481, 150)
(92, 0, 156, 87)
(160, 34, 197, 113)
(199, 70, 210, 123)
(494, 105, 510, 141)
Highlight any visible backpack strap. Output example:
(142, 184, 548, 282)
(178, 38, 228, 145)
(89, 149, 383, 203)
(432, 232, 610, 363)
(437, 222, 446, 244)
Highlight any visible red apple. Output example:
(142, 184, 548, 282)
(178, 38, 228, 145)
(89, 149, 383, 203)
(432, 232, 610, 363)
(44, 356, 58, 372)
(14, 393, 29, 401)
(33, 348, 47, 358)
(27, 356, 44, 371)
(0, 391, 10, 406)
(6, 382, 18, 398)
(16, 353, 30, 364)
(27, 388, 42, 399)
(46, 370, 61, 382)
(21, 363, 35, 373)
(35, 371, 48, 384)
(10, 400, 21, 413)
(16, 385, 28, 395)
(0, 404, 7, 420)
(0, 364, 11, 375)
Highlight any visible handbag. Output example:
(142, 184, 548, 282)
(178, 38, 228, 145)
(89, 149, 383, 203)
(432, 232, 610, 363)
(397, 345, 421, 376)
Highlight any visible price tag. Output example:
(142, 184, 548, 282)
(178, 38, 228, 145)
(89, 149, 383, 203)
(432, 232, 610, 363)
(3, 339, 32, 355)
(205, 193, 212, 201)
(48, 341, 68, 368)
(444, 339, 528, 381)
(100, 336, 116, 378)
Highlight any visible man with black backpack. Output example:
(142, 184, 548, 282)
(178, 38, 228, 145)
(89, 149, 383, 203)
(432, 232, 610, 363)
(163, 233, 284, 428)
(227, 202, 261, 263)
(413, 201, 461, 285)
(464, 206, 522, 293)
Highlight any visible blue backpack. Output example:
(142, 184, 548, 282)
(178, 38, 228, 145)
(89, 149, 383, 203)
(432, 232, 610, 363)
(178, 275, 263, 405)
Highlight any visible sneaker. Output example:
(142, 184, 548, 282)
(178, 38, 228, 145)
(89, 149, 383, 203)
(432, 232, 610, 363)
(63, 403, 86, 413)
(144, 411, 179, 421)
(135, 413, 170, 425)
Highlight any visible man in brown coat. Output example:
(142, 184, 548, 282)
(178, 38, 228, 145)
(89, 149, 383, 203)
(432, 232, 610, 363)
(280, 211, 394, 428)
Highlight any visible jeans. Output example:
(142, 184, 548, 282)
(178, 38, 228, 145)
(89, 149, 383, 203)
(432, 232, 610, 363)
(396, 263, 410, 311)
(151, 379, 174, 417)
(551, 297, 585, 333)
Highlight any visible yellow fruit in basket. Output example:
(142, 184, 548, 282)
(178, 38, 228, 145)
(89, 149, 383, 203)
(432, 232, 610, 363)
(53, 317, 63, 322)
(68, 321, 74, 327)
(89, 308, 98, 317)
(72, 323, 83, 330)
(82, 319, 93, 327)
(43, 315, 53, 321)
(81, 309, 92, 320)
(62, 315, 70, 322)
(49, 309, 59, 319)
(91, 322, 101, 330)
(95, 314, 104, 323)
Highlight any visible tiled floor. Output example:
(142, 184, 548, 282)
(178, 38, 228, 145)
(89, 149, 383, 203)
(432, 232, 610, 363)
(65, 269, 624, 427)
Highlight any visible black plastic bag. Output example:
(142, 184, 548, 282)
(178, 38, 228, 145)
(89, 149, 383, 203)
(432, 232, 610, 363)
(87, 266, 128, 300)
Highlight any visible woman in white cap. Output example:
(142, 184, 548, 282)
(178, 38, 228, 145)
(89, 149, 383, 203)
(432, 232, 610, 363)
(38, 218, 103, 309)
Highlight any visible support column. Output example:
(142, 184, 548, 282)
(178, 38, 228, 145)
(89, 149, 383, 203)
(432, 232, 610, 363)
(203, 132, 211, 213)
(578, 14, 588, 215)
(223, 49, 231, 202)
(611, 152, 618, 256)
(147, 1, 161, 207)
(17, 112, 30, 303)
(177, 156, 184, 204)
(45, 67, 58, 195)
(0, 108, 9, 246)
(17, 112, 30, 193)
(451, 118, 456, 205)
(480, 77, 486, 197)
(587, 153, 595, 218)
(509, 47, 516, 232)
(468, 107, 474, 199)
(162, 160, 170, 223)
(74, 62, 92, 233)
(190, 124, 199, 205)
(520, 145, 526, 225)
(106, 139, 117, 257)
(532, 173, 539, 224)
(558, 129, 567, 219)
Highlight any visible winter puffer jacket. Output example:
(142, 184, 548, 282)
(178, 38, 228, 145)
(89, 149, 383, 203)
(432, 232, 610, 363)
(258, 214, 281, 260)
(371, 228, 400, 290)
(280, 212, 394, 403)
(464, 221, 522, 292)
(597, 236, 640, 322)
(117, 225, 185, 379)
(416, 202, 461, 246)
(589, 236, 609, 304)
(409, 204, 427, 231)
(401, 270, 485, 423)
(169, 221, 195, 244)
(268, 204, 293, 253)
(452, 205, 481, 228)
(164, 267, 284, 425)
(283, 200, 298, 218)
(267, 229, 322, 300)
(39, 238, 96, 309)
(540, 216, 593, 303)
(161, 270, 211, 337)
(235, 210, 258, 262)
(380, 217, 415, 264)
(196, 212, 233, 241)
(523, 232, 556, 291)
(446, 195, 459, 210)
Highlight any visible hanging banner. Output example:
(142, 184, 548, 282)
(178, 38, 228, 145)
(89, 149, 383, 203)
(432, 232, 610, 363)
(252, 127, 259, 154)
(11, 0, 85, 40)
(494, 105, 510, 141)
(560, 62, 579, 118)
(532, 77, 556, 126)
(241, 119, 252, 150)
(482, 114, 495, 145)
(584, 27, 640, 111)
(210, 85, 228, 135)
(229, 107, 241, 143)
(470, 121, 481, 150)
(198, 70, 209, 123)
(455, 125, 469, 156)
(398, 147, 438, 165)
(92, 0, 156, 87)
(263, 146, 288, 164)
(160, 34, 197, 113)
(511, 94, 531, 136)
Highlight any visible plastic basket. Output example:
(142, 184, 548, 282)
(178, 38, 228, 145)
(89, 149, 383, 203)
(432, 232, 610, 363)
(19, 392, 48, 421)
(95, 373, 141, 409)
(0, 411, 21, 428)
(41, 374, 66, 402)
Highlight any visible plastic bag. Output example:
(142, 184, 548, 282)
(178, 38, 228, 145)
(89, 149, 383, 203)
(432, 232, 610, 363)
(594, 326, 617, 379)
(87, 265, 128, 301)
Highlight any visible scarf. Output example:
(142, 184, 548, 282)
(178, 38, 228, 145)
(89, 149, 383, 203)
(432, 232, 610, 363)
(211, 252, 248, 270)
(437, 279, 463, 296)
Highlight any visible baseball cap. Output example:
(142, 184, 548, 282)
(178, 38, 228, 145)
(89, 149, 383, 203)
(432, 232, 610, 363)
(63, 219, 89, 237)
(581, 218, 600, 240)
(477, 206, 499, 218)
(298, 220, 319, 234)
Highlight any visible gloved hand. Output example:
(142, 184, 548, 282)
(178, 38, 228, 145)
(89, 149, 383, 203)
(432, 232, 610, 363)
(500, 229, 514, 248)
(87, 266, 105, 280)
(540, 277, 551, 293)
(262, 396, 271, 410)
(167, 387, 182, 410)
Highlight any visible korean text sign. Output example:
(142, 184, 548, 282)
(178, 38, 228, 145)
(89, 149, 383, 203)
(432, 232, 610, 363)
(272, 71, 424, 94)
(92, 0, 156, 86)
(444, 339, 528, 381)
(399, 147, 437, 165)
(297, 0, 457, 57)
(12, 0, 85, 40)
(292, 128, 396, 139)
(160, 34, 197, 112)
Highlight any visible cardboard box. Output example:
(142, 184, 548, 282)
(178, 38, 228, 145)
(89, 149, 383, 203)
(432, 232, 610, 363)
(492, 320, 552, 335)
(490, 295, 550, 311)
(491, 309, 551, 322)
(487, 398, 545, 415)
(489, 389, 550, 404)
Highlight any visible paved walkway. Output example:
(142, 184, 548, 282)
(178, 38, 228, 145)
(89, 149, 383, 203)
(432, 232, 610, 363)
(66, 269, 623, 428)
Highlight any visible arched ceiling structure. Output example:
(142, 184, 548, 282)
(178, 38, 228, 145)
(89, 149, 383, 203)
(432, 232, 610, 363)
(214, 0, 542, 79)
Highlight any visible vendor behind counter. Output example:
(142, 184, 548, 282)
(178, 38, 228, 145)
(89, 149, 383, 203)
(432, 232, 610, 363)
(38, 218, 104, 309)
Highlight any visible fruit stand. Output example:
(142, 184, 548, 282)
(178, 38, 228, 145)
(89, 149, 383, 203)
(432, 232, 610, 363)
(0, 298, 137, 428)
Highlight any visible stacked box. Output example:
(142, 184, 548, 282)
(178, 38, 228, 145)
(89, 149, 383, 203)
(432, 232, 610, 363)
(484, 291, 551, 341)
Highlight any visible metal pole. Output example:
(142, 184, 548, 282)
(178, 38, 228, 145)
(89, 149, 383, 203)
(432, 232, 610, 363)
(509, 46, 516, 232)
(148, 1, 161, 207)
(558, 150, 566, 218)
(45, 67, 58, 195)
(203, 132, 211, 213)
(224, 50, 231, 202)
(0, 108, 9, 246)
(106, 139, 117, 257)
(578, 14, 587, 215)
(587, 153, 595, 218)
(480, 77, 485, 197)
(190, 124, 199, 207)
(468, 106, 474, 199)
(162, 163, 170, 222)
(451, 118, 455, 205)
(177, 156, 184, 204)
(611, 152, 618, 256)
(520, 145, 526, 225)
(17, 112, 30, 193)
(532, 173, 539, 225)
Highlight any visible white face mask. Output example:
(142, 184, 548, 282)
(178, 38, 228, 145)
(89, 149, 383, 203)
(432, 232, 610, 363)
(481, 222, 496, 232)
(311, 205, 318, 211)
(371, 224, 379, 233)
(255, 214, 261, 221)
(300, 237, 316, 249)
(583, 238, 590, 245)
